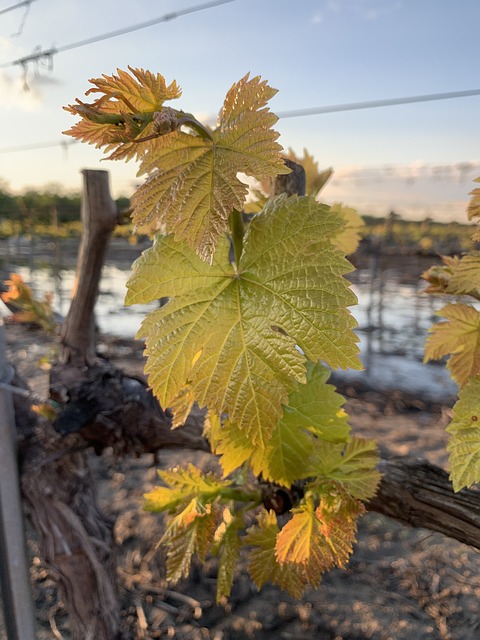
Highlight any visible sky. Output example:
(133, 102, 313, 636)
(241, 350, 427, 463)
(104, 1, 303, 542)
(0, 0, 479, 222)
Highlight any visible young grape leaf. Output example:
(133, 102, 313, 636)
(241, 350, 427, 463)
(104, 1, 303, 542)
(131, 73, 290, 262)
(275, 499, 335, 583)
(329, 203, 364, 256)
(275, 495, 363, 580)
(445, 376, 480, 491)
(64, 67, 182, 161)
(144, 464, 232, 513)
(212, 419, 253, 477)
(443, 255, 480, 297)
(422, 255, 461, 295)
(245, 510, 307, 598)
(163, 503, 218, 583)
(424, 303, 480, 386)
(306, 438, 381, 500)
(314, 495, 364, 569)
(86, 66, 182, 112)
(126, 195, 360, 444)
(467, 177, 480, 222)
(164, 518, 198, 583)
(213, 362, 350, 483)
(215, 513, 243, 602)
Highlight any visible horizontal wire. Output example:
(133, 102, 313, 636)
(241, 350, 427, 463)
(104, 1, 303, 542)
(0, 0, 237, 67)
(276, 88, 480, 119)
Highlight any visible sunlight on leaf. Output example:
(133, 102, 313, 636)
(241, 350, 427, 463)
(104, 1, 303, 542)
(446, 376, 480, 491)
(424, 303, 480, 386)
(245, 510, 307, 598)
(126, 195, 360, 444)
(132, 73, 289, 261)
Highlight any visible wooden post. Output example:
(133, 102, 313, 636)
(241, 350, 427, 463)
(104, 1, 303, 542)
(0, 319, 36, 640)
(60, 170, 118, 364)
(272, 158, 306, 197)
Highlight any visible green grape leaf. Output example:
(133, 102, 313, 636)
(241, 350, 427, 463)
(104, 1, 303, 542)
(424, 303, 480, 386)
(214, 362, 350, 483)
(306, 437, 381, 500)
(215, 512, 243, 603)
(446, 376, 480, 491)
(126, 195, 360, 444)
(144, 464, 231, 513)
(131, 73, 290, 262)
(275, 495, 363, 580)
(245, 510, 307, 598)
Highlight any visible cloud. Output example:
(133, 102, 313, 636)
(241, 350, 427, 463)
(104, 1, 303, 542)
(359, 0, 403, 21)
(0, 70, 42, 110)
(311, 13, 324, 25)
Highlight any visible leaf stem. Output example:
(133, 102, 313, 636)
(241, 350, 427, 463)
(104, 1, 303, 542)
(220, 486, 262, 504)
(229, 209, 245, 265)
(177, 112, 214, 141)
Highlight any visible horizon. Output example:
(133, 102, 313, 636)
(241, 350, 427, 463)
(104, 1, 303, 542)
(0, 0, 479, 224)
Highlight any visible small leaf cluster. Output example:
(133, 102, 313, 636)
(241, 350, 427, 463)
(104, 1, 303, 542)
(1, 273, 57, 333)
(423, 179, 480, 490)
(65, 68, 380, 598)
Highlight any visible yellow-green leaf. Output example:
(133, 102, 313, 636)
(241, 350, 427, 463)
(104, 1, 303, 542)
(446, 376, 480, 491)
(132, 73, 289, 262)
(214, 362, 350, 483)
(275, 500, 331, 585)
(276, 496, 363, 581)
(421, 255, 460, 295)
(144, 464, 231, 513)
(467, 178, 480, 222)
(86, 66, 182, 112)
(330, 203, 364, 255)
(64, 67, 182, 161)
(245, 510, 307, 598)
(306, 437, 381, 500)
(126, 195, 360, 444)
(164, 504, 218, 583)
(444, 255, 480, 297)
(165, 519, 197, 583)
(424, 303, 480, 386)
(214, 419, 254, 477)
(215, 514, 243, 602)
(314, 494, 364, 569)
(251, 362, 351, 485)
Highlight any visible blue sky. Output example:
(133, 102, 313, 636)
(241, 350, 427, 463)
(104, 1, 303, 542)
(0, 0, 479, 221)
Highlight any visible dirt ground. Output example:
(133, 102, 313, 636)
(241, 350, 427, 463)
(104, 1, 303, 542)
(3, 322, 480, 640)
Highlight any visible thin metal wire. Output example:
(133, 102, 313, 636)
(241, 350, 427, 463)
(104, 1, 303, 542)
(0, 0, 238, 68)
(0, 0, 35, 18)
(276, 88, 480, 119)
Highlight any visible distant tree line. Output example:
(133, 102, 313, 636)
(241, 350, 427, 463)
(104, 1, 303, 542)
(0, 183, 130, 227)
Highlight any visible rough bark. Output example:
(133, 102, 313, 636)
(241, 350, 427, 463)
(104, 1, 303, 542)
(367, 457, 480, 550)
(60, 169, 119, 366)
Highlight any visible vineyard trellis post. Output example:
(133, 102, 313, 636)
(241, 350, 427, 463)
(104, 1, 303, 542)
(0, 317, 36, 640)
